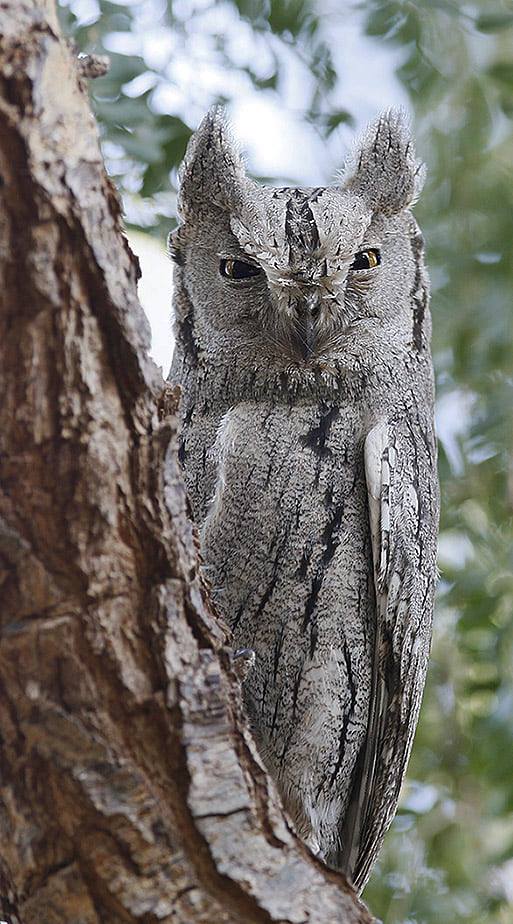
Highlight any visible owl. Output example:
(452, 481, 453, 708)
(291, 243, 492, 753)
(169, 107, 439, 893)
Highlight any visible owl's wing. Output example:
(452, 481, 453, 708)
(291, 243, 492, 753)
(339, 415, 439, 893)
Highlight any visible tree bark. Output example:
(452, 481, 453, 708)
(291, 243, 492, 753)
(0, 3, 373, 922)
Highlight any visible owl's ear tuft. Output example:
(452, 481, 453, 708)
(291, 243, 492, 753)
(340, 109, 426, 215)
(177, 106, 246, 220)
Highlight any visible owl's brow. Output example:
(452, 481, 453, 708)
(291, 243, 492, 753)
(217, 250, 260, 264)
(284, 192, 320, 261)
(331, 250, 357, 265)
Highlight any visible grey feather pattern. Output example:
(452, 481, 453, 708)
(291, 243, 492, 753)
(169, 106, 440, 892)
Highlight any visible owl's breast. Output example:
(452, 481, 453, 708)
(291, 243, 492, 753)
(199, 399, 376, 844)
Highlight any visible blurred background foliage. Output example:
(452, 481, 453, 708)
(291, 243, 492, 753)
(59, 1, 513, 920)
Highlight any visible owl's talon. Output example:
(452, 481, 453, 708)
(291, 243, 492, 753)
(232, 647, 256, 682)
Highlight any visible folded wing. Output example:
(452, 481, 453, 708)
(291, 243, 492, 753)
(337, 414, 439, 892)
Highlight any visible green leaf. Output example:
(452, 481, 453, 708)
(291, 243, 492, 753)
(322, 109, 355, 134)
(475, 13, 513, 33)
(487, 61, 513, 85)
(365, 5, 402, 39)
(140, 162, 169, 197)
(162, 126, 193, 166)
(268, 0, 315, 37)
(253, 71, 279, 90)
(93, 96, 152, 127)
(232, 0, 269, 29)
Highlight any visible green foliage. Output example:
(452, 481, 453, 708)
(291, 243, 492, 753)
(59, 1, 513, 919)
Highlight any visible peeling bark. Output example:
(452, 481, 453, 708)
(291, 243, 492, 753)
(0, 3, 373, 922)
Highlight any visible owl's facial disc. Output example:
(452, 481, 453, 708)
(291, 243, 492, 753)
(226, 186, 385, 364)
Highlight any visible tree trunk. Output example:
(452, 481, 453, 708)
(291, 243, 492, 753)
(0, 3, 373, 922)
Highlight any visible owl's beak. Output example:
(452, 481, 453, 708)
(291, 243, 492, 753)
(295, 291, 322, 360)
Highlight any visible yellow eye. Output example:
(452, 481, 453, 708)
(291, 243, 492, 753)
(350, 248, 381, 271)
(220, 258, 261, 280)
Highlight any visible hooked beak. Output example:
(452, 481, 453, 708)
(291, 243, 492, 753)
(294, 290, 322, 360)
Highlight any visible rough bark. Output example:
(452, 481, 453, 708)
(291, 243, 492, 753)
(0, 2, 374, 922)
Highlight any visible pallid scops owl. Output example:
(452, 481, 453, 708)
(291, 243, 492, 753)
(169, 108, 439, 892)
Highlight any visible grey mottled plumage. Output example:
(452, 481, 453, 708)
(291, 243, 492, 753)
(169, 107, 439, 892)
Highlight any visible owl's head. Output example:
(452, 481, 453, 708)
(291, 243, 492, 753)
(171, 107, 427, 383)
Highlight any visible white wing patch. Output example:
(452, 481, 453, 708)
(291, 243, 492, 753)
(364, 419, 391, 593)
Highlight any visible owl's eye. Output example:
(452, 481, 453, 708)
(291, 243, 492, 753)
(350, 249, 381, 271)
(220, 258, 262, 280)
